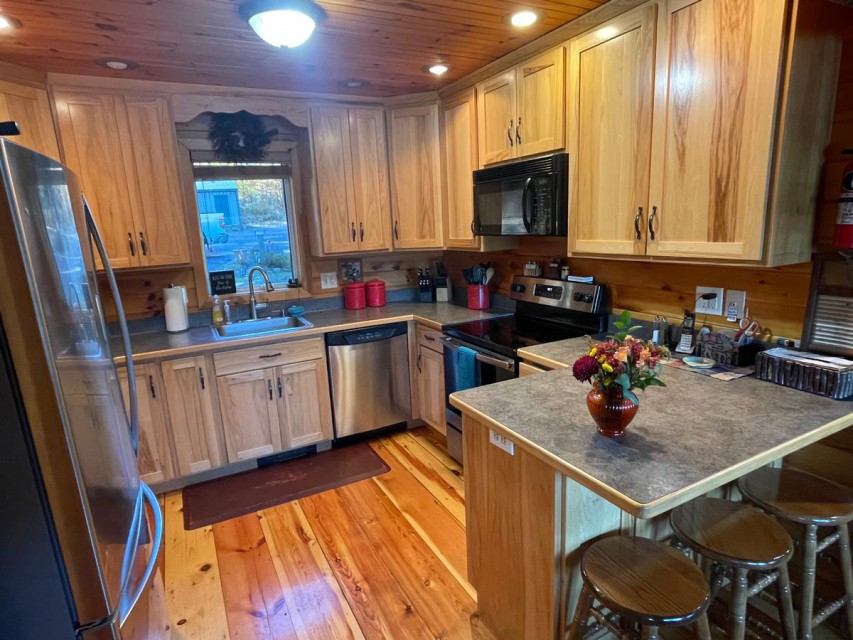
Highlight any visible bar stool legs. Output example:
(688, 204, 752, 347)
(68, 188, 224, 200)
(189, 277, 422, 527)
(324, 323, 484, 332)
(776, 563, 797, 639)
(802, 524, 818, 640)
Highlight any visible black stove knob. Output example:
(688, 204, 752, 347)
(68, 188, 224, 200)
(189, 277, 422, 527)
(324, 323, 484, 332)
(511, 283, 526, 293)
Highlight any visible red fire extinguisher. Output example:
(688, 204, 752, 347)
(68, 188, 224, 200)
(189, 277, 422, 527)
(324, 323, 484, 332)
(837, 148, 853, 251)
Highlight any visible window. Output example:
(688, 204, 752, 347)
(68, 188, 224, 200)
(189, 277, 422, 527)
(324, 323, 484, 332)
(192, 164, 299, 292)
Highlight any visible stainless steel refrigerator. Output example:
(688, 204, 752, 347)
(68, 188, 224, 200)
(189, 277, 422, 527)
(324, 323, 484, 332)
(0, 138, 165, 638)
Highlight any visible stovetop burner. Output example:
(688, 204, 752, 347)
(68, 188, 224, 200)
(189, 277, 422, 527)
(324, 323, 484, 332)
(444, 276, 609, 358)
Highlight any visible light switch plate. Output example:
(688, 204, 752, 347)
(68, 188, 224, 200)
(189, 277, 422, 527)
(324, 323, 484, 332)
(489, 429, 515, 455)
(320, 272, 338, 289)
(724, 290, 747, 322)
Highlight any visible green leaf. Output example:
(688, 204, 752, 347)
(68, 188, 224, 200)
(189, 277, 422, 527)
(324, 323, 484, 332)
(624, 389, 640, 404)
(615, 373, 631, 390)
(646, 377, 667, 387)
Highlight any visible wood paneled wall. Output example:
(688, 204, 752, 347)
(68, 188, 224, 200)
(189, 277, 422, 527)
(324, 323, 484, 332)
(444, 240, 812, 340)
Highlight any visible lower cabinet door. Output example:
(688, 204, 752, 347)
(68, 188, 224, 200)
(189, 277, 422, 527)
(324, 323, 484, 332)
(117, 364, 175, 484)
(217, 369, 283, 462)
(160, 356, 223, 476)
(275, 359, 334, 449)
(417, 346, 446, 434)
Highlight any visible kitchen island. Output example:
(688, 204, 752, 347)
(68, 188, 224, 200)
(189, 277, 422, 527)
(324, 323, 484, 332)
(450, 337, 853, 640)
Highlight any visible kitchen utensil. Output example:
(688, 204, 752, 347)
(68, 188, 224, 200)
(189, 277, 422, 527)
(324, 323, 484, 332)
(485, 267, 495, 284)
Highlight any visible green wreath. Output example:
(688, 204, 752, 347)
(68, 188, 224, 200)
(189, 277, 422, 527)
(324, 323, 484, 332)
(208, 111, 278, 162)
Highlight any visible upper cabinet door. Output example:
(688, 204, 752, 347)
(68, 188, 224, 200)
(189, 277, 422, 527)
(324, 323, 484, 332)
(311, 106, 358, 254)
(389, 103, 444, 249)
(476, 71, 516, 166)
(569, 6, 656, 256)
(443, 91, 479, 249)
(53, 91, 141, 269)
(0, 80, 60, 161)
(120, 96, 189, 266)
(348, 108, 392, 252)
(516, 47, 565, 158)
(646, 0, 786, 261)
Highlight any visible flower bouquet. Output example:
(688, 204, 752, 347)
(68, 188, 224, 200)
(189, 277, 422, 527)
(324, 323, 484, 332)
(572, 311, 669, 436)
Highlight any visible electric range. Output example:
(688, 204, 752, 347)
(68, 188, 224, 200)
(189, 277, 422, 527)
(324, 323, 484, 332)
(441, 275, 608, 463)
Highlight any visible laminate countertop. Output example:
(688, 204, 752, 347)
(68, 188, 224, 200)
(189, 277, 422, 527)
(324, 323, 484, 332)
(451, 337, 853, 519)
(112, 302, 512, 363)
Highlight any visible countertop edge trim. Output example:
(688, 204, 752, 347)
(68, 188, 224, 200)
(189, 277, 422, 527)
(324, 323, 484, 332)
(516, 348, 571, 370)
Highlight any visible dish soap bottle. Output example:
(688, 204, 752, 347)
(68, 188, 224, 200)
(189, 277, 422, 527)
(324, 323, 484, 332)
(211, 295, 225, 329)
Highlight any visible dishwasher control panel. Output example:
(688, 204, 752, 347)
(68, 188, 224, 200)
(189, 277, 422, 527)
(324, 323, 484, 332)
(325, 321, 409, 347)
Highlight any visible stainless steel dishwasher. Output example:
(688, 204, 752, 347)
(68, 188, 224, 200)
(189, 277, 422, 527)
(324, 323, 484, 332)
(326, 322, 411, 439)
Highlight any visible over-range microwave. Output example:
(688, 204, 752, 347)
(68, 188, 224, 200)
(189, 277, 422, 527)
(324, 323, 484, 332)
(473, 152, 568, 237)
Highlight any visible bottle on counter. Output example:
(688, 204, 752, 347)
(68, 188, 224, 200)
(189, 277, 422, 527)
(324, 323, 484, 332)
(211, 295, 225, 328)
(222, 299, 232, 325)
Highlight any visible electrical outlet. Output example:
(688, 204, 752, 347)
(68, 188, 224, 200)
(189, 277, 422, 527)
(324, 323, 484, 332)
(724, 290, 747, 322)
(320, 272, 338, 289)
(694, 286, 724, 315)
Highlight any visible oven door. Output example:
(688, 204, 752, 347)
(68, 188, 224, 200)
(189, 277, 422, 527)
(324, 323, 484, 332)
(441, 335, 516, 464)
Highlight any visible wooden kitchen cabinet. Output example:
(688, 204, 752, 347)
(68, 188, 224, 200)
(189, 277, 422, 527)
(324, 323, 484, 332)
(416, 327, 445, 434)
(53, 89, 189, 268)
(476, 47, 565, 167)
(443, 91, 480, 250)
(117, 364, 175, 485)
(160, 356, 223, 476)
(568, 0, 840, 266)
(217, 369, 282, 462)
(275, 359, 333, 449)
(310, 106, 392, 254)
(568, 4, 656, 257)
(388, 103, 444, 249)
(0, 80, 60, 160)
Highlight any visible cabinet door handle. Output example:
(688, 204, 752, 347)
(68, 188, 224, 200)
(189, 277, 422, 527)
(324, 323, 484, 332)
(634, 207, 644, 241)
(128, 232, 136, 257)
(359, 222, 364, 242)
(394, 220, 399, 240)
(258, 353, 281, 359)
(351, 222, 356, 242)
(139, 231, 148, 256)
(268, 379, 273, 400)
(648, 206, 658, 241)
(417, 353, 422, 373)
(198, 367, 205, 390)
(507, 120, 514, 147)
(148, 375, 156, 399)
(516, 117, 522, 145)
(277, 377, 282, 398)
(425, 334, 436, 342)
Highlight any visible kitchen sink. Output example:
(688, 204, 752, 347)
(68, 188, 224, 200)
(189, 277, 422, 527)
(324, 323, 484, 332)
(213, 315, 314, 338)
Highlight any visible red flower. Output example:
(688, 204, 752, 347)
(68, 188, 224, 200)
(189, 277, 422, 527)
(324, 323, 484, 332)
(572, 355, 598, 382)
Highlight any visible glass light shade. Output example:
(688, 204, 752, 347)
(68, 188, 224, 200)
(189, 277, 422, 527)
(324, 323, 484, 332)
(248, 9, 316, 48)
(510, 11, 538, 27)
(428, 64, 449, 76)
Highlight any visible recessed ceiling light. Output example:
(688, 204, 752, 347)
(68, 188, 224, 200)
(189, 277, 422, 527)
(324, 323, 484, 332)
(426, 64, 449, 77)
(339, 78, 370, 89)
(239, 0, 326, 49)
(0, 14, 21, 31)
(509, 10, 538, 27)
(95, 58, 139, 71)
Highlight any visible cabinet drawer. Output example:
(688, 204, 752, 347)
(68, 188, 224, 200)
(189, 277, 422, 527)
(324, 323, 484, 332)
(519, 362, 549, 377)
(213, 337, 325, 376)
(417, 325, 443, 353)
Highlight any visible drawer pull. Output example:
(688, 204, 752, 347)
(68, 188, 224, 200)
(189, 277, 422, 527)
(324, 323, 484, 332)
(268, 379, 273, 400)
(417, 353, 422, 373)
(258, 353, 282, 359)
(277, 377, 282, 398)
(648, 206, 658, 241)
(425, 334, 436, 341)
(634, 207, 644, 241)
(148, 375, 156, 399)
(198, 367, 205, 390)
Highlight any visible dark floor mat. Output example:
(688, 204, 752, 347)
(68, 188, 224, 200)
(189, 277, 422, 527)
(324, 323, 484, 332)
(181, 442, 390, 530)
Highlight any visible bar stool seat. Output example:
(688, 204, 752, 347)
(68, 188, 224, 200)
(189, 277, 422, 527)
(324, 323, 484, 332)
(568, 536, 710, 640)
(671, 497, 796, 639)
(739, 466, 853, 640)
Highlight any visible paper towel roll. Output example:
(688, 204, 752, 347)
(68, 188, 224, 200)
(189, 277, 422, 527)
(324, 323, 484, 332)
(163, 285, 189, 333)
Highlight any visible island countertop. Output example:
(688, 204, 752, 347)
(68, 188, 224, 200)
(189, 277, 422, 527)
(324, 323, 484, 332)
(451, 337, 853, 518)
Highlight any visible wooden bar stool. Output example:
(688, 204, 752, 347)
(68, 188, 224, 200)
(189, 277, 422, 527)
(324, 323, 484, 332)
(568, 536, 711, 640)
(670, 496, 796, 640)
(738, 467, 853, 640)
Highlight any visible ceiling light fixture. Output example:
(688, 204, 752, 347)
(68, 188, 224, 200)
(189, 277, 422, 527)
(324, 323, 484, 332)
(426, 64, 449, 76)
(509, 10, 538, 27)
(0, 14, 22, 31)
(239, 0, 326, 49)
(95, 58, 139, 71)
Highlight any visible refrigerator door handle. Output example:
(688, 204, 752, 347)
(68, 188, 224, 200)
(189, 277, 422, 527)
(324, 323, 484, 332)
(84, 197, 139, 455)
(119, 483, 164, 627)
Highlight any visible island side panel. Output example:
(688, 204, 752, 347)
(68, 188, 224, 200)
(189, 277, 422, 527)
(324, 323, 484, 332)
(463, 414, 563, 640)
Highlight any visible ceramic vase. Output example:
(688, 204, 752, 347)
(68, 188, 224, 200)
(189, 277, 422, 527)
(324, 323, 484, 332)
(586, 383, 638, 437)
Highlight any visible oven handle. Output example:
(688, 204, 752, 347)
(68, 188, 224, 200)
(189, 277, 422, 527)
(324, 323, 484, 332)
(440, 336, 516, 372)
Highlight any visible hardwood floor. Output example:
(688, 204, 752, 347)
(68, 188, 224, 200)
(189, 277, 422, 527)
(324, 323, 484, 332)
(156, 428, 495, 640)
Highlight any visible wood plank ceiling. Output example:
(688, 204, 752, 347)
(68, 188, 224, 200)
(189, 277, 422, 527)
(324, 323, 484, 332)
(0, 0, 607, 96)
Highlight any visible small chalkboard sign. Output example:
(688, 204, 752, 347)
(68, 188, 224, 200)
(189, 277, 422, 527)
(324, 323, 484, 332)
(209, 270, 237, 295)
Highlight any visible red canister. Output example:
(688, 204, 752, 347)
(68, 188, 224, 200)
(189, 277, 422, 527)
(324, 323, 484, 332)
(366, 279, 386, 307)
(343, 282, 366, 310)
(467, 284, 489, 310)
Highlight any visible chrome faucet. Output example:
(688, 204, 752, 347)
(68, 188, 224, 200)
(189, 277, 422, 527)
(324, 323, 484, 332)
(247, 266, 275, 320)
